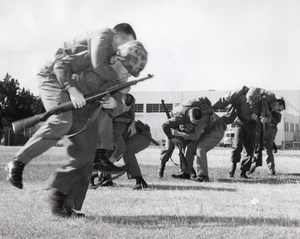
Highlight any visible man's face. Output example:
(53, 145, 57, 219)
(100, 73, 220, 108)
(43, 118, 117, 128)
(111, 59, 132, 82)
(272, 102, 285, 112)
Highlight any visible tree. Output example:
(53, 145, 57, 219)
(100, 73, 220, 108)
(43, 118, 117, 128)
(0, 73, 45, 138)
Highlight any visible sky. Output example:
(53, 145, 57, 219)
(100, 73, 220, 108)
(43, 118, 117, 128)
(0, 0, 300, 95)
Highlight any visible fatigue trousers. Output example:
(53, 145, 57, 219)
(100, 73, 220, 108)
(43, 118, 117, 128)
(264, 126, 277, 173)
(185, 126, 224, 177)
(123, 133, 150, 179)
(109, 122, 128, 162)
(160, 138, 190, 172)
(48, 105, 98, 211)
(15, 75, 72, 164)
(159, 138, 175, 165)
(231, 123, 257, 172)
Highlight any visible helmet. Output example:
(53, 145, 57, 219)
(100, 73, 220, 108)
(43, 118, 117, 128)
(116, 40, 148, 77)
(246, 87, 261, 105)
(123, 93, 135, 106)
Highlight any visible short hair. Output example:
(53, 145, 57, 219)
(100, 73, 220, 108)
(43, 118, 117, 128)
(113, 23, 137, 40)
(276, 98, 286, 110)
(123, 93, 135, 106)
(191, 107, 202, 121)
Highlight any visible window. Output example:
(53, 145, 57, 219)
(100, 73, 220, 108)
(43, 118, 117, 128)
(160, 103, 172, 112)
(296, 124, 299, 132)
(284, 122, 289, 132)
(146, 103, 173, 113)
(134, 104, 144, 113)
(146, 104, 159, 113)
(290, 123, 294, 132)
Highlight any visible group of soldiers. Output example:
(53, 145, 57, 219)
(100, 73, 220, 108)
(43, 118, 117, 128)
(157, 86, 285, 181)
(5, 22, 286, 218)
(90, 84, 285, 188)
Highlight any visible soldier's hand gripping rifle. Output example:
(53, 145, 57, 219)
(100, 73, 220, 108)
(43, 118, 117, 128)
(161, 99, 189, 170)
(12, 74, 154, 133)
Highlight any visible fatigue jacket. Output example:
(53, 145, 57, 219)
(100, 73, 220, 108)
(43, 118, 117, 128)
(38, 28, 119, 94)
(162, 108, 220, 141)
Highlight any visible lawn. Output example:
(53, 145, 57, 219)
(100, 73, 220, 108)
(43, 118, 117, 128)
(0, 146, 300, 239)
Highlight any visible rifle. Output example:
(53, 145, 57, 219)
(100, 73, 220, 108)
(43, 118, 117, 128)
(254, 101, 266, 167)
(161, 99, 189, 171)
(12, 74, 154, 133)
(135, 120, 159, 146)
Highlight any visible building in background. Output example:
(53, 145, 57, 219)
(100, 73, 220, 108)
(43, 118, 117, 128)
(132, 90, 300, 149)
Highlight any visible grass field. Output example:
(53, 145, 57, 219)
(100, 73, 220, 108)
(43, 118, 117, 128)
(0, 146, 300, 239)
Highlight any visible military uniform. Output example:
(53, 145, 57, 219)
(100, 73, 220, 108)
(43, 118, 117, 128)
(213, 87, 272, 178)
(7, 33, 148, 216)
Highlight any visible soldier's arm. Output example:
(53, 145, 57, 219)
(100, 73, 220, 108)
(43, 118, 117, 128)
(213, 86, 248, 110)
(89, 29, 119, 82)
(162, 117, 182, 139)
(53, 50, 91, 91)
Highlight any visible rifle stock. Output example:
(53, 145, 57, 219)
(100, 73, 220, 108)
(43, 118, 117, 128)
(12, 74, 154, 133)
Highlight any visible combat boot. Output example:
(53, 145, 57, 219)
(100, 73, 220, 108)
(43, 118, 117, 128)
(6, 159, 25, 189)
(93, 149, 127, 174)
(240, 170, 249, 179)
(171, 172, 190, 179)
(49, 189, 70, 217)
(157, 162, 166, 178)
(99, 173, 115, 187)
(134, 176, 148, 190)
(194, 175, 209, 182)
(49, 189, 85, 218)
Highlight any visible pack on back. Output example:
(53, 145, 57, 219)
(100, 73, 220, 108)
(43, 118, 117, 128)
(172, 97, 213, 117)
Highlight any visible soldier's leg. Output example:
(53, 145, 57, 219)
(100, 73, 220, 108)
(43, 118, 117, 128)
(240, 124, 256, 178)
(158, 138, 175, 178)
(229, 126, 243, 177)
(48, 107, 98, 216)
(265, 128, 276, 174)
(194, 128, 224, 182)
(6, 77, 72, 189)
(123, 133, 150, 189)
(48, 108, 97, 216)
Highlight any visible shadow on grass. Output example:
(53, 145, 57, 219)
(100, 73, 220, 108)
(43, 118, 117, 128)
(217, 175, 300, 184)
(86, 214, 300, 228)
(147, 184, 236, 192)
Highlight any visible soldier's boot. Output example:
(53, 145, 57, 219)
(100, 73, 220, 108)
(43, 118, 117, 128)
(134, 176, 148, 190)
(240, 170, 249, 179)
(228, 163, 236, 178)
(157, 161, 166, 178)
(99, 173, 115, 187)
(5, 159, 25, 189)
(93, 149, 127, 174)
(171, 172, 190, 179)
(194, 175, 209, 182)
(49, 189, 85, 218)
